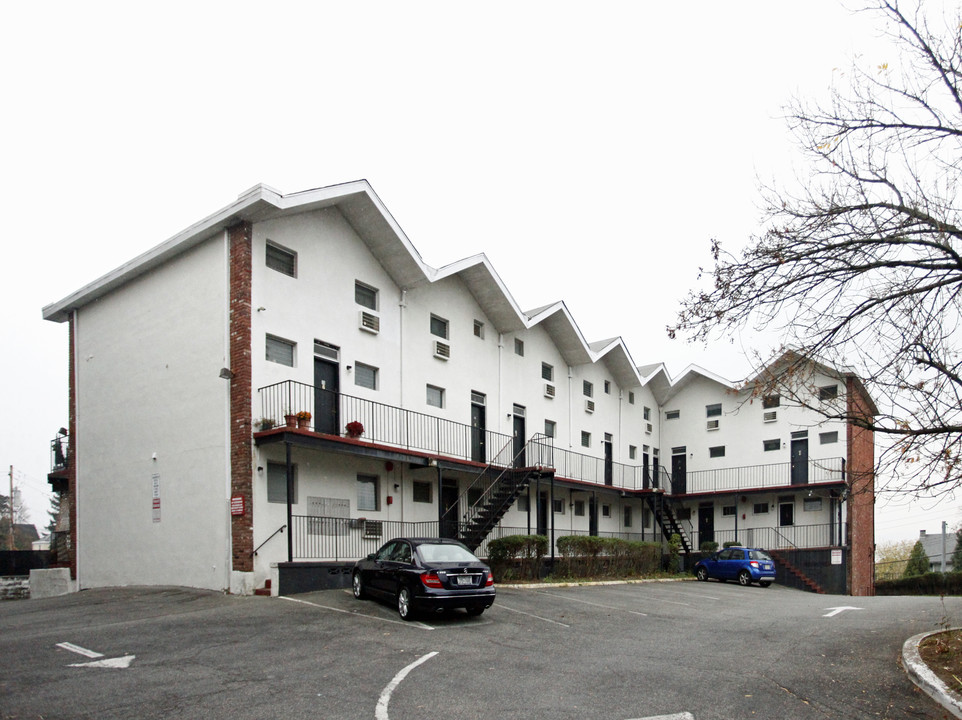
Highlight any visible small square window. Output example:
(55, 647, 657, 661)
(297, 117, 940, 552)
(542, 363, 554, 382)
(706, 403, 722, 418)
(581, 431, 591, 448)
(266, 334, 295, 367)
(574, 500, 585, 517)
(722, 505, 736, 517)
(553, 498, 565, 514)
(643, 406, 651, 421)
(430, 315, 449, 339)
(629, 391, 635, 405)
(357, 474, 379, 512)
(819, 431, 839, 445)
(518, 494, 530, 512)
(545, 420, 556, 438)
(602, 504, 611, 518)
(426, 384, 445, 408)
(604, 380, 611, 395)
(355, 281, 378, 310)
(819, 385, 838, 401)
(623, 506, 632, 527)
(753, 503, 769, 515)
(629, 445, 637, 460)
(473, 320, 485, 339)
(266, 241, 296, 277)
(709, 446, 726, 458)
(354, 362, 378, 390)
(413, 481, 432, 503)
(514, 338, 524, 356)
(763, 438, 781, 452)
(666, 410, 680, 420)
(267, 462, 296, 504)
(583, 381, 593, 398)
(763, 395, 780, 409)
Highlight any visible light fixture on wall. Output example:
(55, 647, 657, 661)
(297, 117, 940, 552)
(218, 368, 234, 380)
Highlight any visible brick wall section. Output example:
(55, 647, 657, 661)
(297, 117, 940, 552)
(67, 313, 77, 580)
(229, 222, 254, 572)
(846, 377, 876, 596)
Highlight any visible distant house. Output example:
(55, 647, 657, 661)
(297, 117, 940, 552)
(918, 530, 957, 573)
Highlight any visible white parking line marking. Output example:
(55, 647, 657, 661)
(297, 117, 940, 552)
(56, 642, 104, 659)
(69, 655, 135, 669)
(537, 591, 648, 616)
(278, 596, 434, 630)
(375, 651, 438, 720)
(627, 713, 695, 720)
(823, 606, 862, 618)
(495, 603, 571, 627)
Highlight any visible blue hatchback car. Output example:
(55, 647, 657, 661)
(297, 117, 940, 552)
(694, 546, 776, 587)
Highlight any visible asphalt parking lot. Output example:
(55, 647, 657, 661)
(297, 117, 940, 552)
(0, 580, 956, 719)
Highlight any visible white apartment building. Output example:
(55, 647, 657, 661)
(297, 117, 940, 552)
(43, 181, 877, 596)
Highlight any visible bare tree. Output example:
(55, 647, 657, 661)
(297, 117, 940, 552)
(670, 1, 962, 499)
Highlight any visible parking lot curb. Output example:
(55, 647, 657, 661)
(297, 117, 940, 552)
(498, 577, 692, 590)
(902, 630, 962, 719)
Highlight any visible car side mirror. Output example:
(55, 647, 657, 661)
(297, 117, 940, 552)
(366, 553, 376, 561)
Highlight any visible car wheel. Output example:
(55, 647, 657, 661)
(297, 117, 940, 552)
(738, 570, 752, 586)
(696, 567, 708, 582)
(759, 581, 772, 588)
(397, 586, 414, 621)
(466, 606, 485, 616)
(352, 571, 366, 599)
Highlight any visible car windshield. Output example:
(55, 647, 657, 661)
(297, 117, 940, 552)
(749, 550, 773, 562)
(418, 543, 479, 563)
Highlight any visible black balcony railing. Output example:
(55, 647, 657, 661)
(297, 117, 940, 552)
(50, 433, 69, 472)
(680, 458, 845, 495)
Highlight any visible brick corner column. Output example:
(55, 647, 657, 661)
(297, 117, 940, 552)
(67, 313, 78, 580)
(846, 377, 876, 597)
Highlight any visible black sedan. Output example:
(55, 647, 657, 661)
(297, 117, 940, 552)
(352, 537, 496, 620)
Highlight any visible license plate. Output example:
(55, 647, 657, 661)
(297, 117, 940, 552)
(456, 576, 474, 586)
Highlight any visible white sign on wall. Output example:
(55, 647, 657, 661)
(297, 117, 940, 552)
(152, 473, 161, 523)
(831, 548, 842, 565)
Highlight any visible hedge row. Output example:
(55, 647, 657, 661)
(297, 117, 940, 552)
(487, 534, 663, 581)
(487, 535, 548, 581)
(875, 571, 962, 596)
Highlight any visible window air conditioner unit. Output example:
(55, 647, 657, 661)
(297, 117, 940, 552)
(433, 341, 451, 360)
(544, 383, 556, 399)
(358, 311, 380, 334)
(585, 399, 595, 414)
(763, 411, 778, 423)
(707, 419, 720, 431)
(646, 422, 653, 434)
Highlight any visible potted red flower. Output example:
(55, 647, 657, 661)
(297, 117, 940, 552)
(346, 421, 364, 438)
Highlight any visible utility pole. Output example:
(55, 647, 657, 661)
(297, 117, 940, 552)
(943, 520, 948, 573)
(8, 465, 14, 551)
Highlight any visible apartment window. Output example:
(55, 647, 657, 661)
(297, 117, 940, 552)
(709, 445, 726, 458)
(602, 504, 611, 518)
(763, 395, 780, 409)
(604, 380, 611, 395)
(413, 481, 432, 503)
(581, 431, 591, 448)
(266, 241, 296, 277)
(544, 420, 556, 438)
(357, 474, 379, 512)
(518, 494, 530, 512)
(753, 503, 769, 515)
(763, 438, 781, 452)
(553, 498, 565, 514)
(643, 406, 651, 421)
(819, 384, 838, 401)
(819, 431, 839, 445)
(354, 362, 378, 390)
(266, 335, 295, 367)
(722, 505, 736, 517)
(583, 381, 593, 398)
(666, 410, 680, 420)
(804, 497, 823, 512)
(267, 462, 296, 504)
(623, 506, 633, 527)
(354, 281, 378, 310)
(542, 363, 554, 382)
(706, 403, 722, 418)
(426, 385, 445, 408)
(473, 320, 485, 339)
(430, 315, 449, 339)
(574, 500, 585, 517)
(629, 445, 637, 460)
(629, 391, 635, 405)
(514, 338, 524, 356)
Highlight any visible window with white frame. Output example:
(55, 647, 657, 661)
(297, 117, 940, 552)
(709, 445, 726, 458)
(267, 462, 296, 504)
(413, 481, 432, 503)
(266, 334, 295, 367)
(357, 474, 379, 511)
(629, 391, 635, 404)
(266, 241, 296, 277)
(643, 406, 651, 421)
(602, 504, 611, 518)
(354, 281, 378, 310)
(518, 494, 529, 512)
(763, 438, 781, 452)
(722, 505, 736, 517)
(514, 338, 524, 356)
(553, 498, 565, 514)
(574, 500, 585, 517)
(354, 362, 378, 390)
(426, 385, 445, 408)
(803, 497, 822, 512)
(819, 384, 838, 400)
(629, 445, 637, 460)
(706, 403, 722, 418)
(666, 409, 680, 420)
(581, 431, 591, 448)
(753, 502, 769, 515)
(430, 315, 449, 339)
(473, 320, 485, 339)
(544, 420, 556, 438)
(819, 431, 839, 444)
(604, 380, 611, 394)
(542, 362, 554, 381)
(763, 395, 780, 409)
(583, 380, 593, 398)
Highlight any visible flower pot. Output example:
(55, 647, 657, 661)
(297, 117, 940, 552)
(297, 417, 310, 429)
(285, 415, 297, 428)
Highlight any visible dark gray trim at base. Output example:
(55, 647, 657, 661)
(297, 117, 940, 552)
(277, 561, 354, 595)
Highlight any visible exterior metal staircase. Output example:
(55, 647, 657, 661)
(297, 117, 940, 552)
(457, 467, 543, 552)
(645, 493, 693, 554)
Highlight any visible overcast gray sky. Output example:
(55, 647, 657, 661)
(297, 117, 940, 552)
(3, 1, 955, 546)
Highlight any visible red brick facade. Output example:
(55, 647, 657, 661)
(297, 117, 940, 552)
(846, 377, 876, 596)
(67, 313, 77, 579)
(229, 222, 254, 572)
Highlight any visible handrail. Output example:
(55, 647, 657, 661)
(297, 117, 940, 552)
(440, 435, 519, 525)
(253, 524, 286, 557)
(767, 526, 798, 551)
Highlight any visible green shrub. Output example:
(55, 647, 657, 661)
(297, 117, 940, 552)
(700, 541, 719, 555)
(876, 571, 962, 596)
(555, 536, 660, 578)
(667, 534, 682, 573)
(487, 535, 547, 581)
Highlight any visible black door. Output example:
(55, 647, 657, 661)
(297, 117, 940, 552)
(440, 480, 459, 539)
(513, 413, 526, 468)
(537, 491, 548, 536)
(471, 402, 486, 464)
(643, 452, 650, 490)
(589, 495, 598, 536)
(791, 438, 809, 485)
(603, 435, 613, 486)
(313, 358, 339, 435)
(779, 502, 795, 527)
(671, 452, 687, 495)
(698, 505, 715, 544)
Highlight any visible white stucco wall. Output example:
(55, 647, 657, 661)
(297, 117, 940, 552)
(75, 236, 230, 590)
